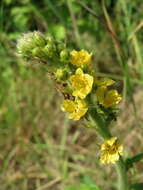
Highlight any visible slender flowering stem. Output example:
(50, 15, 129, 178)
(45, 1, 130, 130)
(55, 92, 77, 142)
(89, 111, 129, 190)
(17, 31, 129, 190)
(116, 158, 129, 190)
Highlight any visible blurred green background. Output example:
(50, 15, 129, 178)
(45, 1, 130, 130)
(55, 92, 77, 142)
(0, 0, 143, 189)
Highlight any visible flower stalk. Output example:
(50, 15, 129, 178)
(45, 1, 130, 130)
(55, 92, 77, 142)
(17, 31, 129, 190)
(116, 158, 129, 190)
(89, 110, 129, 190)
(88, 109, 111, 139)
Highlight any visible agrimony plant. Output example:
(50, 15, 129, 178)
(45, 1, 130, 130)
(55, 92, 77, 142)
(17, 31, 143, 190)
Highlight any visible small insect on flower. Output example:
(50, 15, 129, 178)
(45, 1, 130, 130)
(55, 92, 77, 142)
(69, 68, 93, 99)
(70, 50, 92, 67)
(61, 99, 88, 120)
(100, 137, 123, 164)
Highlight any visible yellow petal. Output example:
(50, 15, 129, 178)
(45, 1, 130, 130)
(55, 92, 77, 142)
(61, 99, 88, 120)
(70, 49, 92, 67)
(96, 86, 106, 104)
(104, 90, 122, 108)
(69, 68, 93, 99)
(61, 100, 76, 112)
(76, 68, 83, 75)
(100, 137, 123, 164)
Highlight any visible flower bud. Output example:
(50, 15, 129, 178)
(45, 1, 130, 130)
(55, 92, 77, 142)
(57, 42, 66, 52)
(32, 47, 47, 59)
(17, 34, 34, 57)
(43, 43, 56, 58)
(55, 68, 68, 81)
(60, 49, 70, 63)
(46, 36, 54, 42)
(17, 31, 46, 58)
(33, 31, 46, 47)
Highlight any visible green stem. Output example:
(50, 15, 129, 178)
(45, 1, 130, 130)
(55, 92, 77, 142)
(89, 111, 129, 190)
(116, 158, 129, 190)
(89, 110, 111, 139)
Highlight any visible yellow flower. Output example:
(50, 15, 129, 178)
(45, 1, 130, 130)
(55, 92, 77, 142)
(100, 137, 123, 164)
(96, 87, 122, 108)
(70, 50, 92, 67)
(96, 79, 122, 108)
(103, 90, 122, 108)
(61, 99, 88, 120)
(69, 68, 93, 99)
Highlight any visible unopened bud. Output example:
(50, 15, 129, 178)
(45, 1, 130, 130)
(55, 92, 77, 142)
(32, 47, 47, 59)
(17, 33, 34, 57)
(60, 49, 70, 63)
(46, 36, 55, 43)
(57, 42, 66, 52)
(17, 31, 46, 58)
(43, 43, 56, 58)
(34, 31, 46, 47)
(55, 68, 68, 81)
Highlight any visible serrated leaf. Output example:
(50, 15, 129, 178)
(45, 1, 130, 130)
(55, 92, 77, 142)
(125, 153, 143, 170)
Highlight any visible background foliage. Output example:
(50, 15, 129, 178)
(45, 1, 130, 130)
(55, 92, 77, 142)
(0, 0, 143, 189)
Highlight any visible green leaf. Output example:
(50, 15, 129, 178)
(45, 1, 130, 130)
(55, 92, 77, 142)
(131, 183, 143, 190)
(125, 153, 143, 170)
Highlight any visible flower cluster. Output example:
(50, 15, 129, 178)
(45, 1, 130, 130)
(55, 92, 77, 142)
(17, 31, 123, 164)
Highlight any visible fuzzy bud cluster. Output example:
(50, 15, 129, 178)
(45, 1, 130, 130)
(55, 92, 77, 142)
(17, 31, 69, 65)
